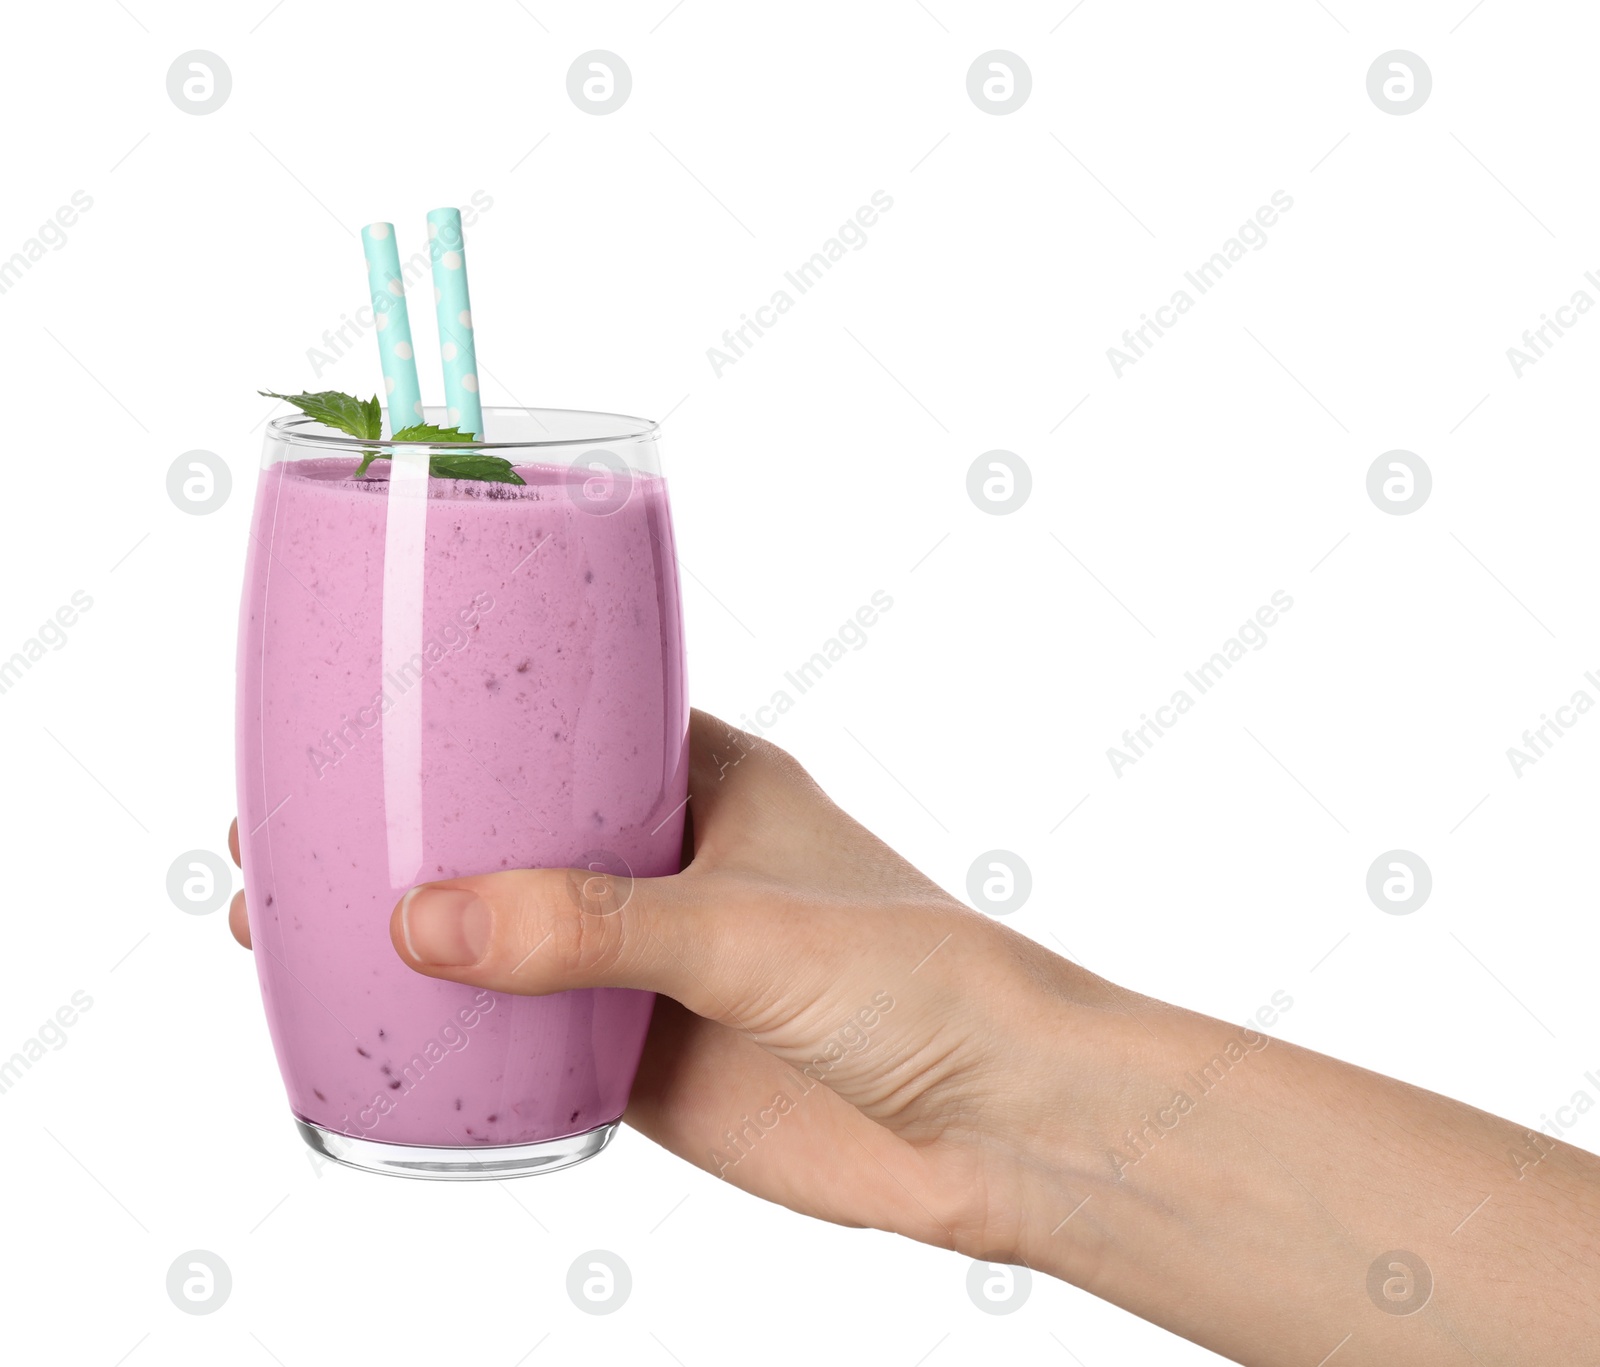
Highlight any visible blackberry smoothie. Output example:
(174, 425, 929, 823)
(236, 414, 687, 1176)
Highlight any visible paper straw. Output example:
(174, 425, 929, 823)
(361, 222, 424, 436)
(426, 207, 482, 438)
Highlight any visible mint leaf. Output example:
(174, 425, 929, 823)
(428, 454, 525, 485)
(390, 423, 477, 444)
(260, 390, 520, 484)
(260, 390, 380, 440)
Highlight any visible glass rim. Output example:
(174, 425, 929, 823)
(266, 405, 660, 453)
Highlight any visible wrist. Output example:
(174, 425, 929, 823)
(993, 990, 1154, 1288)
(980, 972, 1269, 1295)
(937, 946, 1163, 1282)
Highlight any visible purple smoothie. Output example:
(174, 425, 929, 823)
(236, 454, 688, 1151)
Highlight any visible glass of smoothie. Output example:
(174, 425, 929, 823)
(235, 407, 688, 1178)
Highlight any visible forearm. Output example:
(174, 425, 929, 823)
(1012, 986, 1600, 1365)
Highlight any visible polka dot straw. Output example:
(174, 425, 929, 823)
(361, 222, 424, 436)
(426, 207, 483, 438)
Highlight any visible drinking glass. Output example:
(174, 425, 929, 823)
(235, 407, 688, 1178)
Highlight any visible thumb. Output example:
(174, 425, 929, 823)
(389, 863, 751, 1025)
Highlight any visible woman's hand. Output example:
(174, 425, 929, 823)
(231, 709, 1119, 1269)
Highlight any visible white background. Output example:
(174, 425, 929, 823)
(1, 1, 1597, 1363)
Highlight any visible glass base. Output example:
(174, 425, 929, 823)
(295, 1117, 619, 1180)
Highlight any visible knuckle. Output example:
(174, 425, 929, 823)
(543, 877, 629, 978)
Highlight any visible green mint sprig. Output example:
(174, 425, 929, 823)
(258, 390, 379, 439)
(260, 390, 525, 485)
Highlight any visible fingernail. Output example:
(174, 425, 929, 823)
(400, 887, 492, 966)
